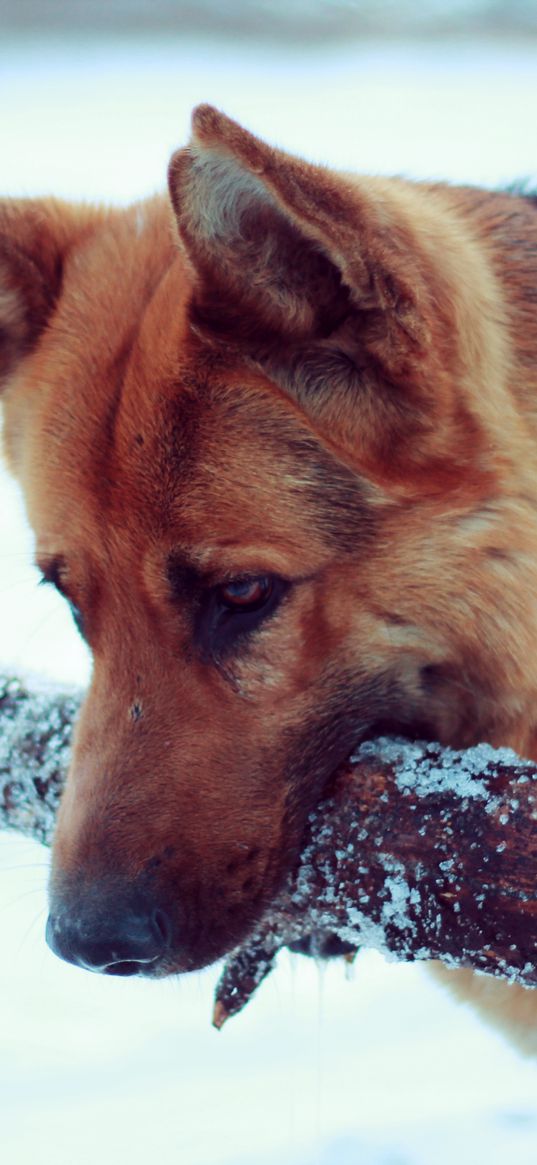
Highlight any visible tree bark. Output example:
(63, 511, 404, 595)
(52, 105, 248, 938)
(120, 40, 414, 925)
(0, 675, 535, 1026)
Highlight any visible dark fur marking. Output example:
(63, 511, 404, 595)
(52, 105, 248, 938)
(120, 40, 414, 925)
(166, 553, 206, 605)
(282, 669, 418, 839)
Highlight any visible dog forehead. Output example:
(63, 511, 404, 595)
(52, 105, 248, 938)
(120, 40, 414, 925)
(112, 361, 337, 546)
(19, 333, 333, 566)
(55, 341, 373, 577)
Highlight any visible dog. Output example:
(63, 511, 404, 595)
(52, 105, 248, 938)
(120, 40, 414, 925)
(1, 106, 535, 1048)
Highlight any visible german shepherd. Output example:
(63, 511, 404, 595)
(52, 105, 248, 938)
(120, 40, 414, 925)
(1, 106, 535, 1048)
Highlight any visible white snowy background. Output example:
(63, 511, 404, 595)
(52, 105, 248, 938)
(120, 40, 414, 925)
(1, 20, 537, 1165)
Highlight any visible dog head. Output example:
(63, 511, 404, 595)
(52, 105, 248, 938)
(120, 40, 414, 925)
(2, 107, 535, 976)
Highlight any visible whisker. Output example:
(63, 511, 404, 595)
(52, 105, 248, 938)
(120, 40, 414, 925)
(0, 862, 50, 875)
(0, 886, 48, 913)
(20, 606, 70, 650)
(0, 578, 44, 596)
(16, 905, 48, 960)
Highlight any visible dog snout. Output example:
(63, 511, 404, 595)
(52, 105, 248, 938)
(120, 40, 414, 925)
(46, 892, 172, 976)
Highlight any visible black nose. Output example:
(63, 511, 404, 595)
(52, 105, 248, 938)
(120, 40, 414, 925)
(46, 903, 171, 976)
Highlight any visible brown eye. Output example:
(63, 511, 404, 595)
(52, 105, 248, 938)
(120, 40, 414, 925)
(218, 576, 273, 611)
(198, 574, 288, 657)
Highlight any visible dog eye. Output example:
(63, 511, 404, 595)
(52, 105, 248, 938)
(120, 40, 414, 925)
(38, 572, 86, 641)
(68, 600, 86, 640)
(199, 574, 287, 657)
(217, 576, 273, 611)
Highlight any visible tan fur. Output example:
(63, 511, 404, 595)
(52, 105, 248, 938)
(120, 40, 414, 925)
(0, 108, 535, 1041)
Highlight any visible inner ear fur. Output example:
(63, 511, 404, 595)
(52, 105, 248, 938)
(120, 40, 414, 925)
(0, 198, 96, 392)
(168, 105, 467, 468)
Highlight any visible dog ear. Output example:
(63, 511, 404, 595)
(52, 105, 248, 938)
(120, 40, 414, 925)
(169, 106, 458, 468)
(0, 199, 88, 393)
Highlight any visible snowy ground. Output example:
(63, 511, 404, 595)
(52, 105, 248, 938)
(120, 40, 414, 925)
(1, 30, 536, 1165)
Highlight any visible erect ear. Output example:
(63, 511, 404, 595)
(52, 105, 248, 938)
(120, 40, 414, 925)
(169, 106, 461, 470)
(0, 198, 91, 393)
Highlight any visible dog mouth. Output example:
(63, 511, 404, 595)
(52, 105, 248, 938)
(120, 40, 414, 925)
(47, 693, 441, 978)
(361, 711, 437, 747)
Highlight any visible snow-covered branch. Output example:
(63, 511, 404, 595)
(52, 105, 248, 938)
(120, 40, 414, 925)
(0, 674, 535, 1027)
(0, 675, 80, 845)
(215, 738, 537, 1024)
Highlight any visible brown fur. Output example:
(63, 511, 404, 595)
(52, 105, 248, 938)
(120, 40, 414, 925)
(1, 108, 536, 1043)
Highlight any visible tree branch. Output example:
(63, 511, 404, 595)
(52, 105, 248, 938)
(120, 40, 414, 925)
(214, 737, 537, 1025)
(0, 676, 80, 845)
(0, 675, 535, 1027)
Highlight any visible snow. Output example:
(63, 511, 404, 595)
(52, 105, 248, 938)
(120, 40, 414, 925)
(0, 676, 77, 844)
(1, 27, 537, 1165)
(354, 737, 526, 804)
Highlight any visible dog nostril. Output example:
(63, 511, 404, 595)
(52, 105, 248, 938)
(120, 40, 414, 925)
(103, 960, 142, 977)
(151, 908, 171, 948)
(46, 903, 172, 976)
